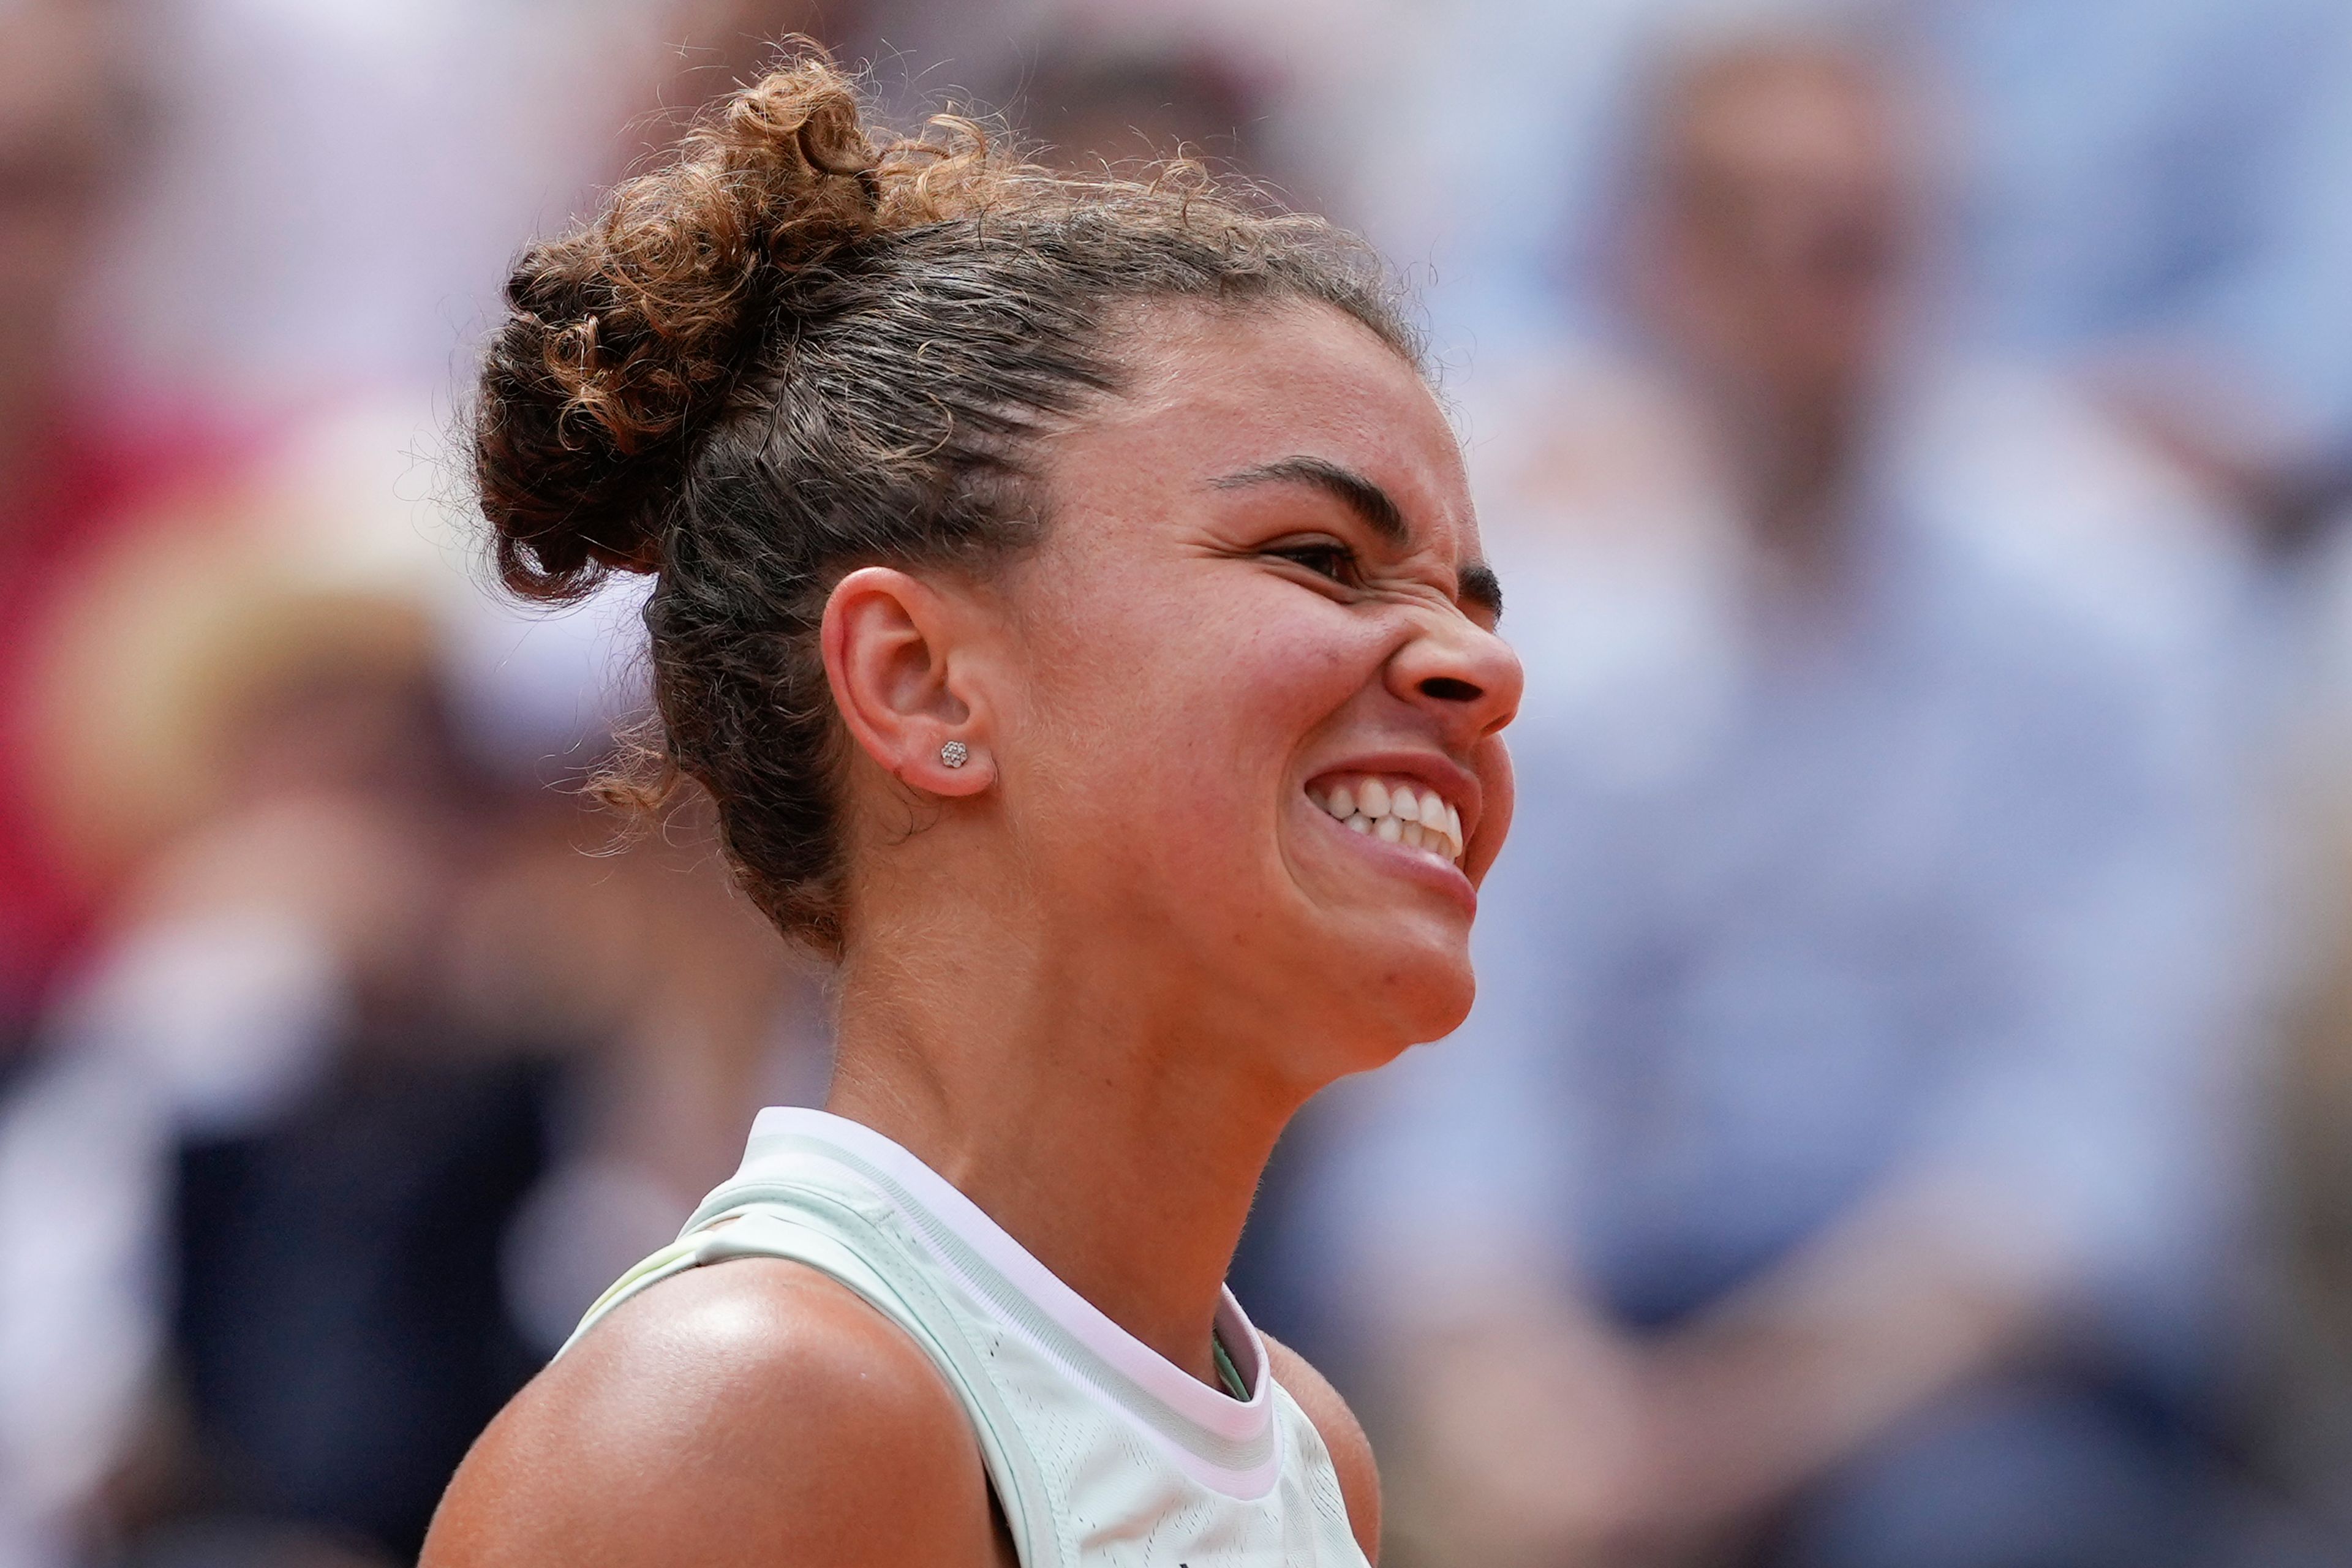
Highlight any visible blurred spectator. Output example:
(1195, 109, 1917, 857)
(0, 355, 847, 1568)
(955, 3, 1400, 227)
(1283, 26, 2277, 1568)
(1906, 0, 2352, 547)
(3, 7, 874, 1559)
(81, 0, 856, 409)
(0, 7, 262, 1553)
(5, 489, 829, 1566)
(131, 617, 542, 1566)
(134, 675, 821, 1564)
(0, 0, 254, 1042)
(1364, 0, 2352, 548)
(996, 39, 1267, 175)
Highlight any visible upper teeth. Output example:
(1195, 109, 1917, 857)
(1310, 775, 1466, 865)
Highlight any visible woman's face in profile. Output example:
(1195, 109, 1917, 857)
(992, 300, 1521, 1077)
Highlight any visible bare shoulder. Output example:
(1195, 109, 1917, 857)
(1262, 1332, 1382, 1563)
(420, 1259, 1009, 1568)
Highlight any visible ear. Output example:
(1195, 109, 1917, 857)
(820, 566, 995, 797)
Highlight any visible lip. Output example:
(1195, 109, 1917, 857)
(1303, 801, 1479, 916)
(1299, 750, 1484, 918)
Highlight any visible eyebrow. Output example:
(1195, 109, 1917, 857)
(1210, 454, 1505, 622)
(1212, 456, 1408, 545)
(1460, 562, 1504, 620)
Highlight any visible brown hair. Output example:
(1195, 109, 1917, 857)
(473, 48, 1417, 952)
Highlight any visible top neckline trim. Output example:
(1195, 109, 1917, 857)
(738, 1107, 1277, 1451)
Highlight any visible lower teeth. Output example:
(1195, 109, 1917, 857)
(1323, 796, 1460, 861)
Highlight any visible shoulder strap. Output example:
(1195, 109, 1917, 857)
(564, 1197, 1066, 1568)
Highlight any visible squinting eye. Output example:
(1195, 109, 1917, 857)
(1271, 541, 1360, 586)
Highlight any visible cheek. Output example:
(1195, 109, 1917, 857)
(1009, 576, 1376, 858)
(1172, 608, 1371, 753)
(1041, 556, 1370, 737)
(1466, 734, 1516, 884)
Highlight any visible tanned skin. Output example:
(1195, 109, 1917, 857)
(425, 1263, 1379, 1568)
(424, 298, 1517, 1567)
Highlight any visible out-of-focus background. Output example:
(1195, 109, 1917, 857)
(5, 0, 2352, 1564)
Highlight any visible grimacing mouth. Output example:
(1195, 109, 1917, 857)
(1305, 774, 1465, 867)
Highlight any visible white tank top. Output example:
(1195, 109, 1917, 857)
(564, 1108, 1371, 1567)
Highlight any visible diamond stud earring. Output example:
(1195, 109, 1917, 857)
(940, 740, 970, 769)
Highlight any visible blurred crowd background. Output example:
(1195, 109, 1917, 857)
(4, 0, 2352, 1564)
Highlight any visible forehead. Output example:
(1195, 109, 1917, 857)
(1055, 298, 1477, 552)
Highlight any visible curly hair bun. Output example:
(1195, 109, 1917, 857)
(468, 40, 1414, 948)
(475, 51, 889, 603)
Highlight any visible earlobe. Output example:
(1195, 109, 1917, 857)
(820, 566, 995, 797)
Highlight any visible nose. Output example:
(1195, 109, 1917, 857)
(1387, 609, 1522, 748)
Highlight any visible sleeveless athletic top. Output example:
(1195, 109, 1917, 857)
(564, 1107, 1371, 1567)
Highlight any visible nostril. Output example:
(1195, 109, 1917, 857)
(1419, 676, 1482, 703)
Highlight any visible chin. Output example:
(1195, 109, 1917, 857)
(1399, 967, 1477, 1045)
(1329, 939, 1477, 1065)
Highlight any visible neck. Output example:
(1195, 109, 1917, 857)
(823, 907, 1299, 1393)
